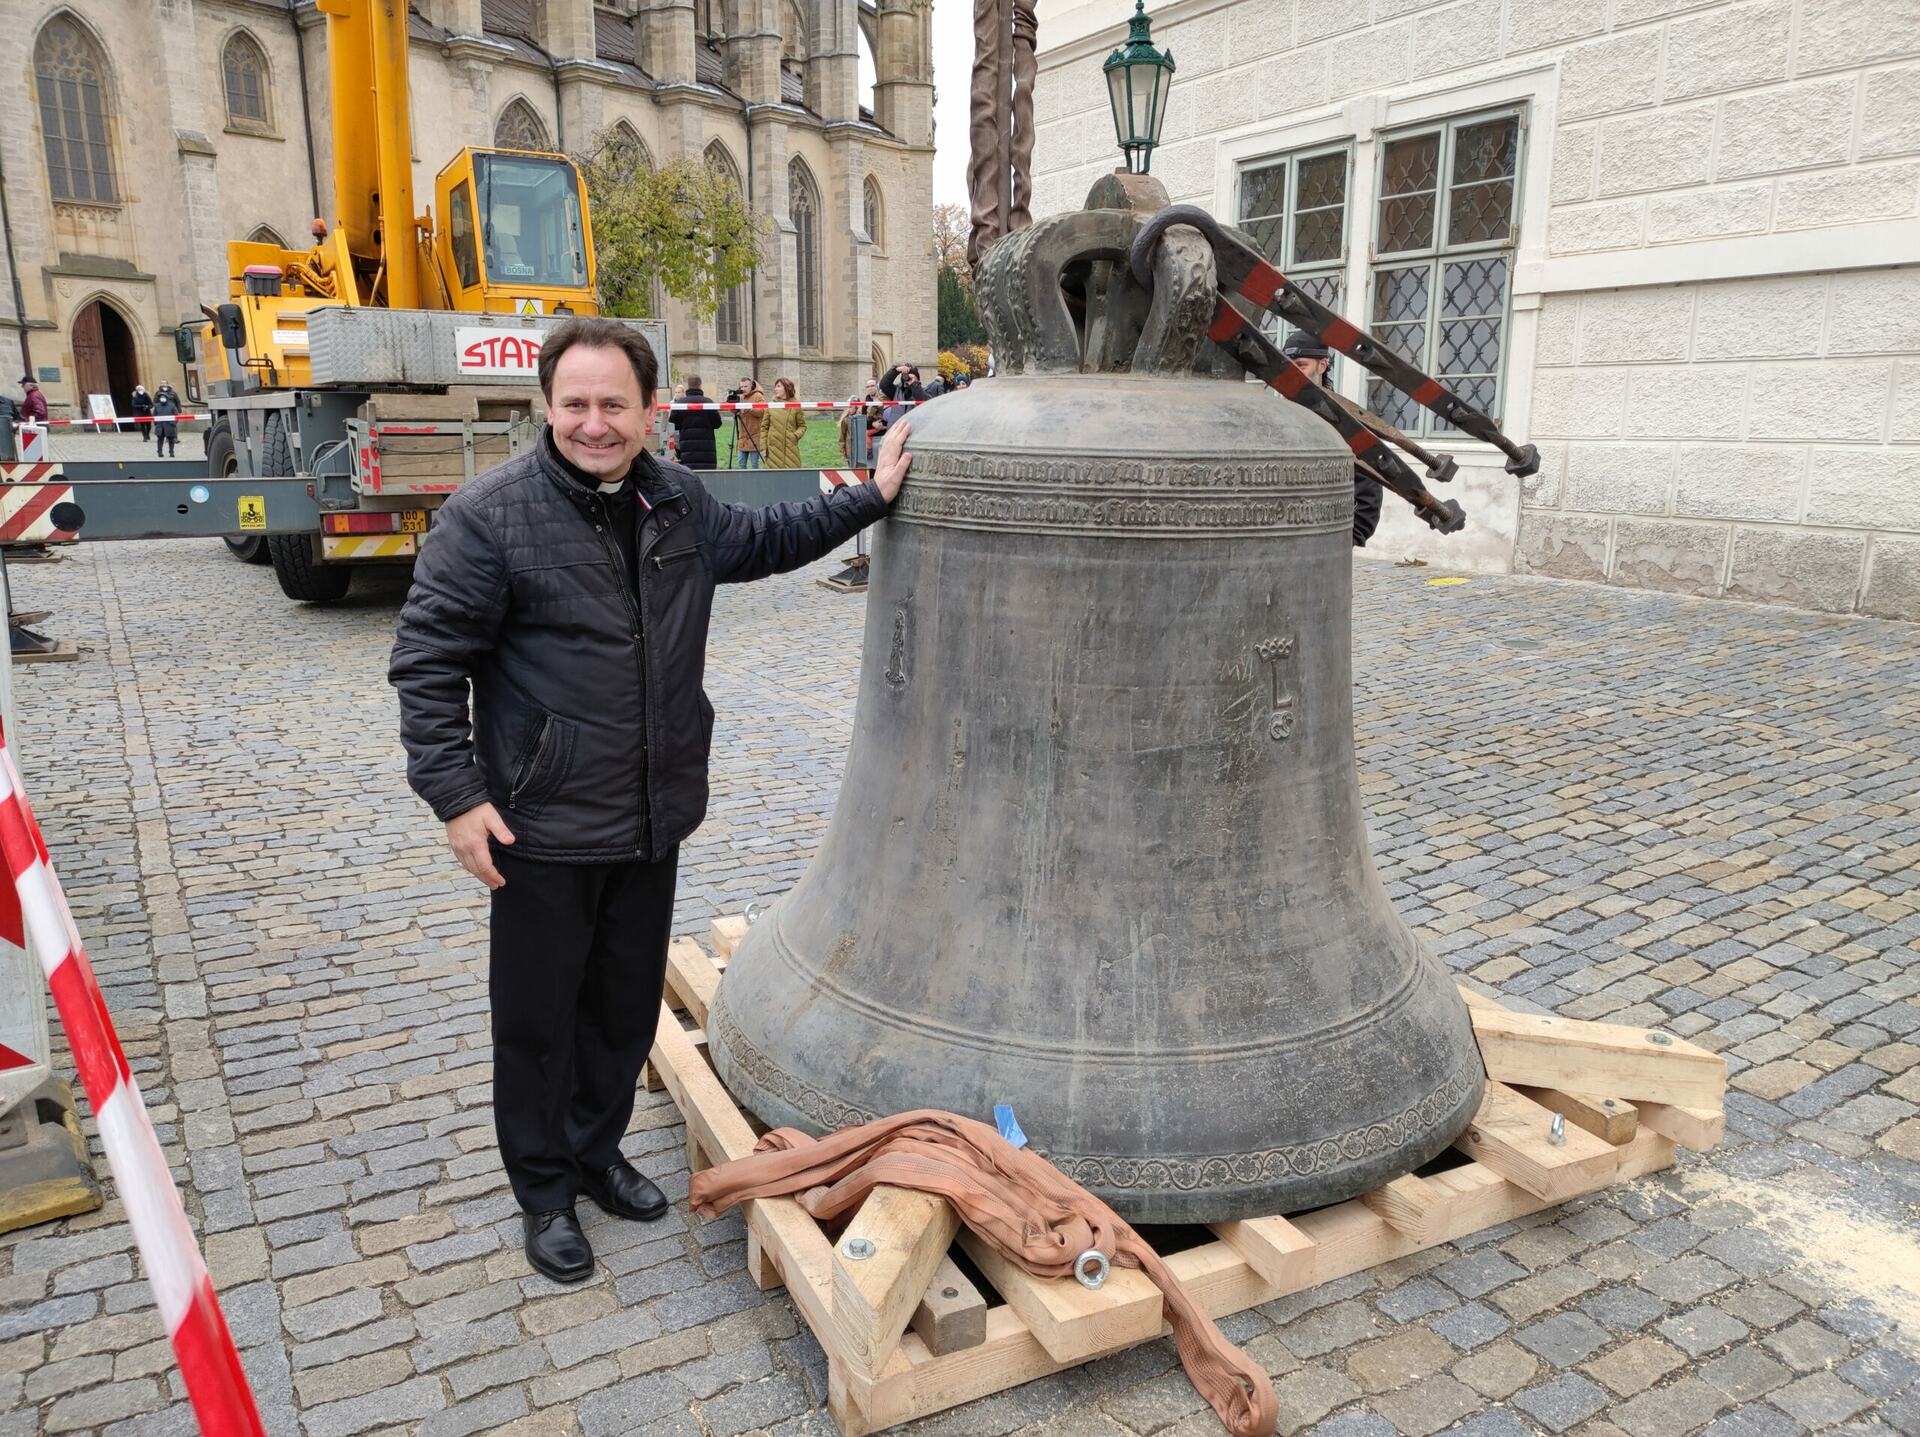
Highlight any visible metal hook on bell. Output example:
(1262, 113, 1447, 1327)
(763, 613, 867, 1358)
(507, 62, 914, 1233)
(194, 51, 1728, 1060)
(1548, 1113, 1566, 1147)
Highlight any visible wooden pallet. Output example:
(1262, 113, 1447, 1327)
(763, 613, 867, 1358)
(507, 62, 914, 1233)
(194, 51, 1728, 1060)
(649, 917, 1727, 1436)
(12, 640, 79, 665)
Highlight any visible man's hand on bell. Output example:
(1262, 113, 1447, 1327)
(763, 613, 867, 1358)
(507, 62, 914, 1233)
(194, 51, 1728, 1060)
(447, 802, 515, 889)
(872, 420, 912, 502)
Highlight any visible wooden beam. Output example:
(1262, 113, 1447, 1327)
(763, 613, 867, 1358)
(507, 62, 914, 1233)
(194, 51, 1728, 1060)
(1210, 1213, 1315, 1289)
(1470, 1005, 1726, 1108)
(1454, 1081, 1622, 1203)
(832, 1186, 961, 1374)
(1636, 1101, 1725, 1151)
(647, 1006, 839, 1347)
(663, 937, 722, 1027)
(955, 1231, 1162, 1362)
(848, 1134, 1679, 1431)
(746, 1227, 781, 1292)
(710, 914, 749, 960)
(1514, 1086, 1640, 1145)
(911, 1256, 988, 1355)
(1359, 1173, 1443, 1243)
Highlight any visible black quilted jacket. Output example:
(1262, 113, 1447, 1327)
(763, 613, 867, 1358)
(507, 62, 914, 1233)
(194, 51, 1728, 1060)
(390, 431, 889, 862)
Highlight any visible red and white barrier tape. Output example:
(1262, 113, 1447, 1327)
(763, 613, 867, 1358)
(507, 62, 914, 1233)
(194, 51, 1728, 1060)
(11, 415, 210, 430)
(0, 724, 264, 1437)
(663, 398, 929, 412)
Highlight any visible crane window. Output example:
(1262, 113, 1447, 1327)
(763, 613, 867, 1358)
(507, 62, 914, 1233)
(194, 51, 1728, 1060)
(475, 153, 588, 289)
(449, 181, 480, 288)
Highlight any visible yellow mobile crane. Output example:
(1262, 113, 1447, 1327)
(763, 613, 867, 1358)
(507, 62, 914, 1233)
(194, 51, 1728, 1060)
(194, 0, 664, 602)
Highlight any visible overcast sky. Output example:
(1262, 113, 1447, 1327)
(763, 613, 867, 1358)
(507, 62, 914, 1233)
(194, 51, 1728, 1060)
(858, 3, 1034, 211)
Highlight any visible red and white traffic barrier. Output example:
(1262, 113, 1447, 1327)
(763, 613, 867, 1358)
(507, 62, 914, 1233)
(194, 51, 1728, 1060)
(0, 723, 264, 1437)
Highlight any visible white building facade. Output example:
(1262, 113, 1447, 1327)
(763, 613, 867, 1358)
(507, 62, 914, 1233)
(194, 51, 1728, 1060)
(1030, 0, 1920, 619)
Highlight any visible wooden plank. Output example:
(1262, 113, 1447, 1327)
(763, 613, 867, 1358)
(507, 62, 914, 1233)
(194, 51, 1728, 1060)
(1454, 1081, 1623, 1203)
(642, 1060, 665, 1093)
(955, 1231, 1162, 1363)
(1636, 1101, 1725, 1151)
(851, 1134, 1678, 1431)
(832, 1186, 961, 1374)
(1470, 1005, 1726, 1108)
(1359, 1173, 1443, 1243)
(710, 914, 749, 960)
(911, 1257, 987, 1356)
(663, 937, 722, 1027)
(1514, 1086, 1640, 1145)
(1209, 1213, 1315, 1290)
(647, 1006, 840, 1348)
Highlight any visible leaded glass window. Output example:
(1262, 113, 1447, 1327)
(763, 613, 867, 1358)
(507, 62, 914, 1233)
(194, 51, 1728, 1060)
(494, 100, 549, 153)
(1235, 145, 1349, 357)
(790, 159, 821, 351)
(864, 177, 883, 249)
(223, 31, 270, 127)
(35, 16, 117, 204)
(1368, 110, 1521, 436)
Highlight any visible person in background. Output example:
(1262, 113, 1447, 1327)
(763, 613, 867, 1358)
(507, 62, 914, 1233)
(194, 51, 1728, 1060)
(152, 382, 182, 457)
(734, 375, 766, 469)
(669, 375, 721, 469)
(840, 376, 878, 469)
(923, 372, 945, 400)
(762, 378, 806, 470)
(130, 384, 152, 438)
(1280, 332, 1381, 549)
(0, 386, 19, 462)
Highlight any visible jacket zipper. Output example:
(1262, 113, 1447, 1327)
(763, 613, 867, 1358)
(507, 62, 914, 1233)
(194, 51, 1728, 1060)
(507, 715, 552, 809)
(591, 498, 654, 857)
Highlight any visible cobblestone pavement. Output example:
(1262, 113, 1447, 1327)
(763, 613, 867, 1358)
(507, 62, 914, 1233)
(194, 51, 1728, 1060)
(0, 538, 1916, 1437)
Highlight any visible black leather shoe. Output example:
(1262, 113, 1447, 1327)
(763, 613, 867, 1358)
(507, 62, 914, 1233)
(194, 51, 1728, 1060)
(523, 1208, 593, 1283)
(582, 1160, 669, 1221)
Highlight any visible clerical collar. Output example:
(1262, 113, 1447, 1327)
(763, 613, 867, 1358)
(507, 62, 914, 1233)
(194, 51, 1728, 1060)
(542, 426, 647, 506)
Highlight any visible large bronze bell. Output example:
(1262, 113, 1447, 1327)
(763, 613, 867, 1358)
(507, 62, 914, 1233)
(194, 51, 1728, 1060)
(708, 185, 1485, 1223)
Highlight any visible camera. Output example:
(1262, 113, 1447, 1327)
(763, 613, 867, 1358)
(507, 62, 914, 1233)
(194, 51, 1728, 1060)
(724, 386, 743, 404)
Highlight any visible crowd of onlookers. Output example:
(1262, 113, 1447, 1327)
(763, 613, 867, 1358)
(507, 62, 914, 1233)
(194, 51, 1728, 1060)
(663, 362, 971, 472)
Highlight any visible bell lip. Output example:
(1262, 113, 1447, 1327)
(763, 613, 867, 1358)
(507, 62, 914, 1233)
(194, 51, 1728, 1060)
(710, 989, 1490, 1227)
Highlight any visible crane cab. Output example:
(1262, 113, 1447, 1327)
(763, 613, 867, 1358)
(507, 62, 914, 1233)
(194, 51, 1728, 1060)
(434, 148, 599, 317)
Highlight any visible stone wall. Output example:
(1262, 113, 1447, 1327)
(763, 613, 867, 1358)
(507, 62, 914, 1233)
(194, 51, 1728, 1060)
(1027, 0, 1920, 619)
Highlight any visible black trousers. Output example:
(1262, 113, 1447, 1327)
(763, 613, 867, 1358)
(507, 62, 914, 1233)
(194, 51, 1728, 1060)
(155, 422, 176, 456)
(489, 845, 678, 1212)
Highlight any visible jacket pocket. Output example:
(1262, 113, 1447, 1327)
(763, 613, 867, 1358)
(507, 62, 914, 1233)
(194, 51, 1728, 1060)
(506, 713, 576, 818)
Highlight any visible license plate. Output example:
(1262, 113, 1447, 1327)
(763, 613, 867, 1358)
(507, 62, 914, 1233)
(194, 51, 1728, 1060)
(399, 511, 429, 534)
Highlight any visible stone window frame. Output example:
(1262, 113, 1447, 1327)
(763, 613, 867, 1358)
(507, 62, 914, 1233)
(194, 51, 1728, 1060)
(863, 176, 885, 255)
(34, 11, 120, 207)
(704, 141, 749, 351)
(494, 98, 552, 153)
(221, 28, 277, 138)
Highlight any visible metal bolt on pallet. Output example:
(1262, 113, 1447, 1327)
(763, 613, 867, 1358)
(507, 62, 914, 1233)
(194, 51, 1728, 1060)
(842, 1237, 876, 1260)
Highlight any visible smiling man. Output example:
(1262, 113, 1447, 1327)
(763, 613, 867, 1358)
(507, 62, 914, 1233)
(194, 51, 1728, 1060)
(390, 317, 911, 1282)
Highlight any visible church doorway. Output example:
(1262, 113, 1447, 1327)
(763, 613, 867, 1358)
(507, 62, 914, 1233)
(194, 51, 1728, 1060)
(72, 300, 140, 418)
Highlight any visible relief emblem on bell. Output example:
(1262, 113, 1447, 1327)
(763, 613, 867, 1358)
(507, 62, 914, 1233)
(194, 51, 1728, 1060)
(708, 188, 1485, 1223)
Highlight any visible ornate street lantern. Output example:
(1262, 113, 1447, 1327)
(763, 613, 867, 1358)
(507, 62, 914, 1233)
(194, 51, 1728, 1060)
(1103, 0, 1175, 175)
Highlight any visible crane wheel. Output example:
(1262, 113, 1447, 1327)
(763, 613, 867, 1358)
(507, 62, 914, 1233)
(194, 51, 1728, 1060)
(259, 413, 352, 604)
(207, 423, 269, 564)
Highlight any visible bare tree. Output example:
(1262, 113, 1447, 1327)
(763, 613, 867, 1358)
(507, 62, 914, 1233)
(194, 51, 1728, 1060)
(932, 203, 972, 289)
